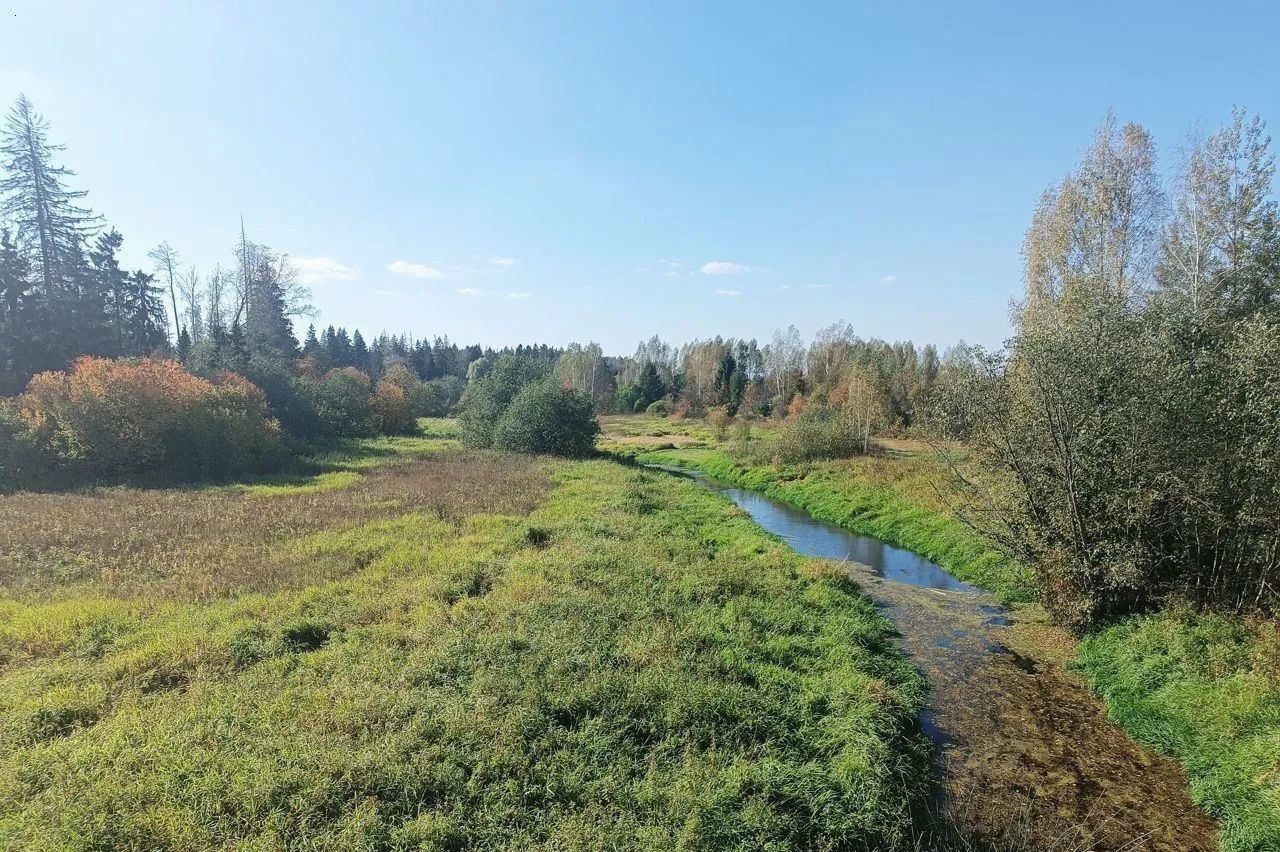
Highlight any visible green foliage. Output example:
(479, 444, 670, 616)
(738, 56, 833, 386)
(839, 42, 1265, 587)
(614, 381, 644, 413)
(0, 456, 930, 850)
(645, 398, 672, 417)
(637, 360, 667, 408)
(457, 354, 555, 449)
(773, 407, 865, 463)
(0, 402, 51, 488)
(311, 367, 378, 438)
(421, 375, 466, 417)
(964, 110, 1280, 628)
(240, 354, 330, 441)
(1077, 611, 1280, 851)
(493, 381, 600, 457)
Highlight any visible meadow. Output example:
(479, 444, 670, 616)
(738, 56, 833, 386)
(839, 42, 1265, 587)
(0, 426, 933, 851)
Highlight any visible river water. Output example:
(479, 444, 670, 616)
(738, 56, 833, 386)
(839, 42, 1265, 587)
(651, 463, 1219, 851)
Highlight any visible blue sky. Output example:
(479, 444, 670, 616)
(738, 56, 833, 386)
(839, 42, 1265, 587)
(3, 1, 1278, 353)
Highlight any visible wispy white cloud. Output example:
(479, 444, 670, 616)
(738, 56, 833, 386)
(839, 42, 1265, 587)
(713, 287, 742, 297)
(456, 287, 483, 296)
(490, 256, 518, 266)
(507, 291, 532, 299)
(700, 260, 753, 276)
(388, 260, 444, 279)
(374, 289, 398, 298)
(664, 271, 682, 278)
(779, 284, 793, 291)
(879, 274, 898, 286)
(293, 256, 360, 284)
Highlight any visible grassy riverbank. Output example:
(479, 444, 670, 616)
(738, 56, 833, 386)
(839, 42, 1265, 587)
(0, 434, 932, 850)
(1078, 613, 1280, 852)
(607, 441, 1034, 606)
(603, 415, 1280, 852)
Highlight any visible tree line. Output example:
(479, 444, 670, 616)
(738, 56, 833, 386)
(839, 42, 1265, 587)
(11, 90, 1272, 633)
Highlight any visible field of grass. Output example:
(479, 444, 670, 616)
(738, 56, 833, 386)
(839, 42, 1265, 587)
(0, 435, 933, 850)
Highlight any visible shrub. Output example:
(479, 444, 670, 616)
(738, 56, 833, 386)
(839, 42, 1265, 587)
(775, 407, 864, 463)
(371, 379, 417, 435)
(312, 368, 377, 438)
(11, 357, 285, 483)
(458, 354, 551, 448)
(707, 405, 733, 441)
(0, 402, 53, 489)
(421, 375, 465, 417)
(493, 381, 600, 457)
(241, 355, 329, 441)
(615, 382, 644, 414)
(378, 365, 429, 418)
(645, 398, 672, 417)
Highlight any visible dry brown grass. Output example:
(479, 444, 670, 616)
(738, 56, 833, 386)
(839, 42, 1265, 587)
(604, 433, 703, 448)
(0, 452, 548, 601)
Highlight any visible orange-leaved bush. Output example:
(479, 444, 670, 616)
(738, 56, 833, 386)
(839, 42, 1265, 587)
(371, 379, 417, 435)
(12, 357, 285, 482)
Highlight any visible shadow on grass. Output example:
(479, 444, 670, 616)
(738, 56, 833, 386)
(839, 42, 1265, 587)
(1, 430, 459, 496)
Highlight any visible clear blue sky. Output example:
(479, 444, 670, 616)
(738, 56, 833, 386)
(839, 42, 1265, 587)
(4, 1, 1278, 353)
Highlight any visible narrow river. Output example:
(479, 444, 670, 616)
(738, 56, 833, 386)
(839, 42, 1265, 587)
(653, 464, 1219, 851)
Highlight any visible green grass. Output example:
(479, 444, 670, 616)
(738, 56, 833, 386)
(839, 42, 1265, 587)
(304, 433, 457, 471)
(219, 469, 364, 497)
(213, 429, 460, 498)
(0, 452, 932, 850)
(416, 416, 460, 439)
(1077, 612, 1280, 852)
(619, 444, 1035, 605)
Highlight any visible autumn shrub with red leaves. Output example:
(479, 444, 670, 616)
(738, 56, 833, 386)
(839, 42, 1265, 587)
(4, 357, 285, 485)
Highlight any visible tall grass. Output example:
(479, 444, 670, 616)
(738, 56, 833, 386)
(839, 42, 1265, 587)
(0, 450, 933, 850)
(0, 447, 545, 600)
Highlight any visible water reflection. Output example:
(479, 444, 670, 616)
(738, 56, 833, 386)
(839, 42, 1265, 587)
(655, 465, 977, 593)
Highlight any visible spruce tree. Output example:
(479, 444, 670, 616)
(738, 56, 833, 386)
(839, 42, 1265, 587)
(123, 269, 167, 354)
(0, 229, 34, 393)
(0, 96, 99, 294)
(352, 330, 369, 374)
(302, 323, 321, 360)
(89, 229, 128, 355)
(0, 95, 102, 371)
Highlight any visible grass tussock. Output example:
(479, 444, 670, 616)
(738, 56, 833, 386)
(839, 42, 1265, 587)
(0, 445, 934, 851)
